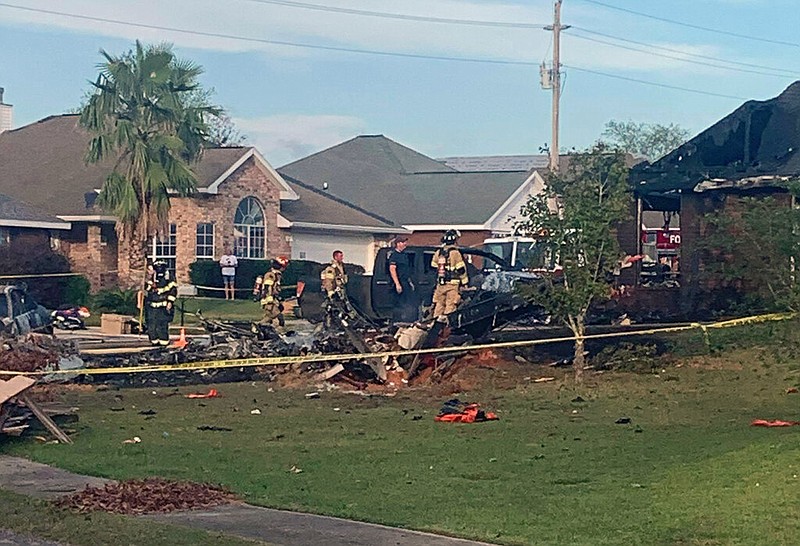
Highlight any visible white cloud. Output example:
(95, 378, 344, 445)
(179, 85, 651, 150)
(234, 113, 366, 166)
(0, 0, 732, 74)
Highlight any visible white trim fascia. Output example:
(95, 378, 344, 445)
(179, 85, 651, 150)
(0, 219, 72, 230)
(402, 224, 487, 231)
(290, 222, 409, 235)
(204, 148, 299, 200)
(277, 214, 292, 229)
(57, 215, 117, 223)
(485, 170, 544, 229)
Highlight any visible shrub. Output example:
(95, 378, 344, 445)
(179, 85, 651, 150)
(92, 288, 140, 316)
(62, 275, 91, 307)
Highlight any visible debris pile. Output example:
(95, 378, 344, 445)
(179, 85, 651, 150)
(56, 478, 238, 514)
(0, 334, 77, 373)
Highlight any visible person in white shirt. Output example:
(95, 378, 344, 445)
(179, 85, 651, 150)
(219, 248, 239, 300)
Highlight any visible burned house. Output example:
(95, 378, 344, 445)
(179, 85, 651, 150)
(631, 81, 800, 316)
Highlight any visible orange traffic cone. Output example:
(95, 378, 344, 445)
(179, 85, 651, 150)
(172, 327, 188, 349)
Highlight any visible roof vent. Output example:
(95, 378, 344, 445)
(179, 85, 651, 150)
(84, 191, 98, 209)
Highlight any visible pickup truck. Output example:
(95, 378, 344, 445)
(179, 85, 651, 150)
(297, 245, 543, 337)
(0, 284, 53, 336)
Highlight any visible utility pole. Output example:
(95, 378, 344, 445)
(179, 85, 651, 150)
(543, 0, 569, 172)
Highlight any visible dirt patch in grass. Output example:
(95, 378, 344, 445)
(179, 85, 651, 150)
(57, 478, 238, 515)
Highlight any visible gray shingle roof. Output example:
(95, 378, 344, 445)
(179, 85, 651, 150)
(0, 192, 69, 228)
(0, 115, 259, 216)
(279, 135, 531, 226)
(280, 175, 400, 230)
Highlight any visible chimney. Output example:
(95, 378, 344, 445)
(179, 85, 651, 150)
(0, 88, 13, 134)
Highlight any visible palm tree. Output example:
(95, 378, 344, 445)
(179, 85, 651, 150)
(80, 41, 219, 286)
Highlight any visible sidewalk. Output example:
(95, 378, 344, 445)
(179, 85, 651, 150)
(0, 456, 496, 546)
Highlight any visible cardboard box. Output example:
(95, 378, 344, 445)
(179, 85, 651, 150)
(101, 313, 134, 335)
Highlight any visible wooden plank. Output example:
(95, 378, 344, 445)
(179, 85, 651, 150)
(0, 376, 36, 405)
(19, 395, 72, 444)
(318, 363, 345, 381)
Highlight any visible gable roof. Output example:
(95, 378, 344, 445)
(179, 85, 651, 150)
(0, 192, 70, 229)
(633, 81, 800, 194)
(280, 175, 404, 233)
(279, 135, 533, 226)
(281, 134, 456, 178)
(0, 114, 296, 218)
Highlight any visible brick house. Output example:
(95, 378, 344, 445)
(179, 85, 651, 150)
(0, 115, 404, 290)
(631, 81, 800, 315)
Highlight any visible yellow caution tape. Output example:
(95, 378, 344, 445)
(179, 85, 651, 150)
(0, 272, 88, 280)
(0, 312, 794, 377)
(191, 284, 298, 293)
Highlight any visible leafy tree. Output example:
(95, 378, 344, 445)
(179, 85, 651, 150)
(207, 113, 246, 147)
(601, 120, 690, 161)
(515, 143, 631, 382)
(188, 88, 246, 147)
(697, 188, 800, 313)
(79, 41, 220, 285)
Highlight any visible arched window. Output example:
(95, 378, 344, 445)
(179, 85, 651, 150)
(234, 197, 266, 259)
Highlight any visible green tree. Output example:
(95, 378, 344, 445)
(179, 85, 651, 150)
(79, 41, 220, 285)
(698, 189, 800, 313)
(515, 144, 631, 382)
(601, 120, 690, 161)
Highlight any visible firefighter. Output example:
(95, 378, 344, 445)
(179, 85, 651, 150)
(430, 229, 468, 318)
(257, 256, 289, 329)
(320, 250, 348, 298)
(321, 249, 361, 327)
(145, 260, 177, 347)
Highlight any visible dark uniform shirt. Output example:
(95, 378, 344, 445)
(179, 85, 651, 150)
(388, 249, 411, 283)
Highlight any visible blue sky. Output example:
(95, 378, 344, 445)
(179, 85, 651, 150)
(1, 0, 799, 166)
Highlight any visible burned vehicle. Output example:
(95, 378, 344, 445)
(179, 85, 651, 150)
(0, 284, 53, 336)
(298, 246, 545, 338)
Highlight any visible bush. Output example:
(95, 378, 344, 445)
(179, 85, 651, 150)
(92, 288, 140, 316)
(189, 258, 364, 298)
(62, 275, 91, 307)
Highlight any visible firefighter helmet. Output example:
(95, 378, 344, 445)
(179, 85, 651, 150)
(152, 260, 168, 274)
(441, 229, 461, 245)
(273, 256, 290, 270)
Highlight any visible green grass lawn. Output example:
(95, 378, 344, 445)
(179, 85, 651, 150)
(4, 324, 800, 545)
(179, 296, 263, 323)
(85, 297, 264, 328)
(0, 489, 264, 546)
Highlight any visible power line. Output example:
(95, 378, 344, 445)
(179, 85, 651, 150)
(581, 0, 800, 48)
(567, 32, 798, 79)
(563, 64, 748, 100)
(0, 2, 752, 101)
(571, 26, 800, 76)
(241, 0, 800, 79)
(0, 2, 535, 66)
(240, 0, 547, 28)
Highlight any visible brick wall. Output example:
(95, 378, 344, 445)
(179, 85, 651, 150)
(61, 222, 119, 291)
(120, 156, 293, 285)
(407, 230, 490, 248)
